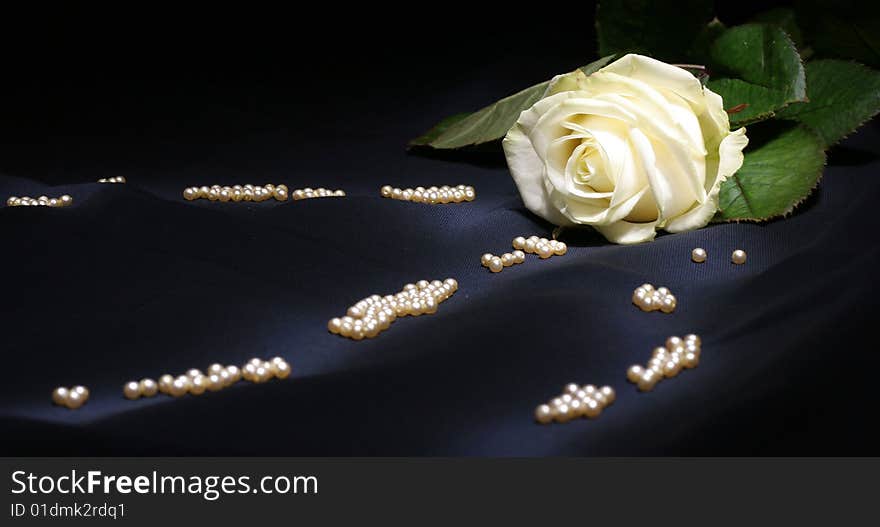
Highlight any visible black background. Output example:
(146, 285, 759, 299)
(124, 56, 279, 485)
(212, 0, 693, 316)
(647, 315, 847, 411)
(2, 2, 879, 455)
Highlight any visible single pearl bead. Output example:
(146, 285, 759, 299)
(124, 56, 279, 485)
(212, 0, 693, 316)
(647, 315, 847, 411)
(553, 404, 572, 423)
(535, 404, 553, 424)
(60, 195, 73, 207)
(328, 318, 343, 334)
(480, 253, 494, 267)
(523, 239, 537, 253)
(692, 248, 707, 263)
(560, 394, 573, 405)
(52, 387, 69, 406)
(380, 185, 392, 197)
(656, 287, 669, 297)
(592, 391, 608, 406)
(488, 257, 503, 273)
(158, 374, 174, 394)
(666, 336, 683, 350)
(174, 376, 192, 395)
(684, 334, 701, 346)
(243, 189, 255, 201)
(551, 397, 564, 407)
(65, 390, 85, 409)
(48, 198, 59, 207)
(732, 249, 747, 264)
(186, 368, 202, 379)
(512, 236, 526, 250)
(660, 295, 677, 313)
(464, 188, 476, 201)
(626, 365, 643, 383)
(391, 188, 403, 200)
(663, 358, 683, 378)
(639, 295, 656, 311)
(207, 374, 224, 391)
(637, 370, 659, 392)
(568, 398, 583, 417)
(183, 188, 197, 200)
(219, 189, 231, 202)
(184, 375, 204, 395)
(599, 386, 615, 405)
(123, 381, 141, 399)
(512, 250, 525, 263)
(208, 363, 224, 375)
(444, 278, 458, 290)
(140, 378, 158, 397)
(582, 398, 602, 419)
(402, 189, 414, 201)
(272, 360, 291, 379)
(652, 346, 669, 359)
(274, 188, 288, 201)
(536, 243, 553, 259)
(71, 386, 89, 400)
(553, 241, 567, 255)
(564, 383, 579, 394)
(500, 253, 515, 267)
(226, 365, 242, 383)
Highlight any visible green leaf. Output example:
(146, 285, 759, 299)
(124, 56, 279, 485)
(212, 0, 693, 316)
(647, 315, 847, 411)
(776, 60, 880, 147)
(795, 1, 880, 68)
(596, 0, 714, 62)
(753, 8, 804, 49)
(716, 123, 825, 221)
(707, 24, 807, 125)
(410, 56, 615, 150)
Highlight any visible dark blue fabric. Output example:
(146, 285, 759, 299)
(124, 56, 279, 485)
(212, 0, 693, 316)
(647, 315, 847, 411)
(3, 10, 880, 454)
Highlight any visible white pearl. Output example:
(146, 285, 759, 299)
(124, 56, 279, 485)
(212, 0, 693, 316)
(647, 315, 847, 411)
(187, 375, 206, 395)
(206, 373, 224, 391)
(684, 334, 701, 346)
(512, 236, 526, 250)
(637, 370, 659, 392)
(535, 404, 553, 424)
(666, 336, 683, 350)
(208, 363, 224, 375)
(660, 295, 677, 313)
(272, 360, 291, 379)
(65, 390, 85, 409)
(652, 346, 668, 359)
(582, 398, 602, 418)
(553, 404, 572, 423)
(568, 398, 583, 417)
(328, 318, 343, 333)
(662, 357, 683, 378)
(599, 386, 615, 405)
(656, 287, 669, 296)
(639, 295, 656, 311)
(500, 253, 515, 267)
(692, 248, 707, 263)
(732, 249, 747, 264)
(71, 386, 89, 400)
(123, 381, 141, 399)
(158, 374, 174, 394)
(524, 239, 537, 253)
(274, 188, 288, 201)
(464, 189, 476, 201)
(626, 365, 643, 383)
(173, 376, 192, 396)
(536, 243, 553, 259)
(60, 195, 73, 207)
(52, 387, 69, 406)
(564, 383, 579, 394)
(226, 366, 242, 383)
(183, 188, 198, 200)
(480, 253, 494, 267)
(591, 391, 608, 406)
(488, 257, 503, 273)
(140, 378, 158, 397)
(512, 250, 525, 263)
(552, 241, 567, 255)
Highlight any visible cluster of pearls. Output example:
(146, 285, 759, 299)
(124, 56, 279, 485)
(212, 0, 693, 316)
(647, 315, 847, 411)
(97, 176, 126, 184)
(291, 187, 346, 200)
(512, 236, 567, 259)
(124, 357, 290, 399)
(7, 195, 73, 208)
(691, 247, 707, 263)
(183, 184, 288, 202)
(51, 385, 90, 410)
(480, 251, 525, 273)
(626, 334, 701, 392)
(632, 283, 677, 313)
(534, 384, 616, 424)
(380, 185, 475, 204)
(731, 249, 747, 265)
(328, 278, 459, 340)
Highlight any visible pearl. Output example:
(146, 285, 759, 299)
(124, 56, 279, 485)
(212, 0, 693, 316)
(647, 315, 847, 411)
(328, 318, 343, 334)
(564, 383, 580, 394)
(599, 386, 615, 405)
(71, 386, 89, 399)
(488, 257, 503, 273)
(535, 404, 553, 424)
(60, 195, 73, 207)
(52, 387, 69, 406)
(272, 360, 291, 379)
(666, 336, 683, 350)
(512, 250, 525, 263)
(48, 198, 59, 207)
(682, 352, 700, 369)
(524, 239, 537, 253)
(208, 363, 224, 375)
(582, 398, 602, 418)
(183, 188, 198, 200)
(637, 370, 659, 392)
(501, 253, 515, 267)
(652, 346, 668, 359)
(512, 236, 526, 249)
(480, 253, 494, 267)
(123, 381, 141, 399)
(65, 390, 86, 409)
(536, 243, 553, 259)
(205, 373, 223, 391)
(218, 189, 231, 202)
(140, 378, 158, 397)
(662, 357, 683, 378)
(692, 248, 707, 263)
(186, 369, 202, 379)
(626, 365, 644, 383)
(639, 295, 656, 311)
(380, 185, 392, 197)
(552, 241, 567, 255)
(226, 365, 242, 383)
(551, 397, 564, 407)
(553, 404, 572, 423)
(187, 375, 207, 394)
(732, 249, 747, 265)
(684, 334, 701, 346)
(568, 398, 583, 417)
(158, 374, 174, 394)
(659, 295, 677, 313)
(591, 391, 608, 406)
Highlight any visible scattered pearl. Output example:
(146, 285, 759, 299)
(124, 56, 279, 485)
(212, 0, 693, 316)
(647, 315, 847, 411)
(512, 236, 526, 250)
(732, 249, 747, 265)
(51, 387, 69, 406)
(534, 404, 553, 424)
(535, 383, 613, 424)
(692, 248, 707, 263)
(627, 335, 703, 391)
(637, 370, 659, 392)
(633, 283, 676, 313)
(8, 195, 73, 207)
(140, 378, 158, 397)
(65, 390, 86, 409)
(158, 374, 174, 394)
(626, 365, 644, 383)
(123, 381, 141, 400)
(500, 253, 515, 267)
(488, 257, 503, 273)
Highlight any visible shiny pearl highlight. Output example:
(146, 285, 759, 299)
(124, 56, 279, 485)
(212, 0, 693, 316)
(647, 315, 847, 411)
(632, 283, 676, 313)
(52, 385, 90, 409)
(535, 383, 615, 424)
(731, 249, 747, 265)
(691, 248, 707, 263)
(626, 334, 703, 392)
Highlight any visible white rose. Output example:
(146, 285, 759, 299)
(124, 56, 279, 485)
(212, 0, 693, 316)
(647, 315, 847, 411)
(502, 53, 749, 244)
